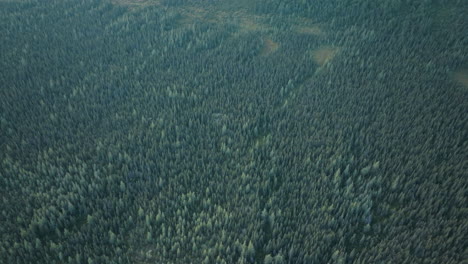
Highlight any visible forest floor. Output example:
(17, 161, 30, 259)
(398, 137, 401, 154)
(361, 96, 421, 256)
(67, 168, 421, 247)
(453, 69, 468, 90)
(295, 24, 325, 36)
(310, 46, 339, 66)
(259, 37, 279, 56)
(110, 0, 330, 60)
(111, 0, 161, 10)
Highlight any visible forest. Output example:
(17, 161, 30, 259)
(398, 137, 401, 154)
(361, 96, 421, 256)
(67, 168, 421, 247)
(0, 0, 467, 263)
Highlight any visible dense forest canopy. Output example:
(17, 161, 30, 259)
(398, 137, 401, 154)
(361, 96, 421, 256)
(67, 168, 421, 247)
(0, 0, 467, 263)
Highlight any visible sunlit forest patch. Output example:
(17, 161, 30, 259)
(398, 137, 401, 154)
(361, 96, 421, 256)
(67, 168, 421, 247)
(310, 46, 339, 66)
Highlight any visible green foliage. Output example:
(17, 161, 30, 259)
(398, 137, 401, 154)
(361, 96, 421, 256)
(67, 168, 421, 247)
(0, 0, 466, 263)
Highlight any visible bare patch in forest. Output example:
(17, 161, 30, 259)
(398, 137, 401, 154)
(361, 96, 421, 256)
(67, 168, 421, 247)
(260, 37, 279, 56)
(295, 25, 325, 36)
(180, 7, 270, 33)
(430, 5, 465, 33)
(250, 133, 271, 153)
(239, 17, 260, 31)
(177, 7, 212, 24)
(111, 0, 160, 10)
(238, 15, 269, 32)
(453, 69, 468, 89)
(433, 7, 453, 27)
(311, 46, 338, 66)
(111, 0, 273, 35)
